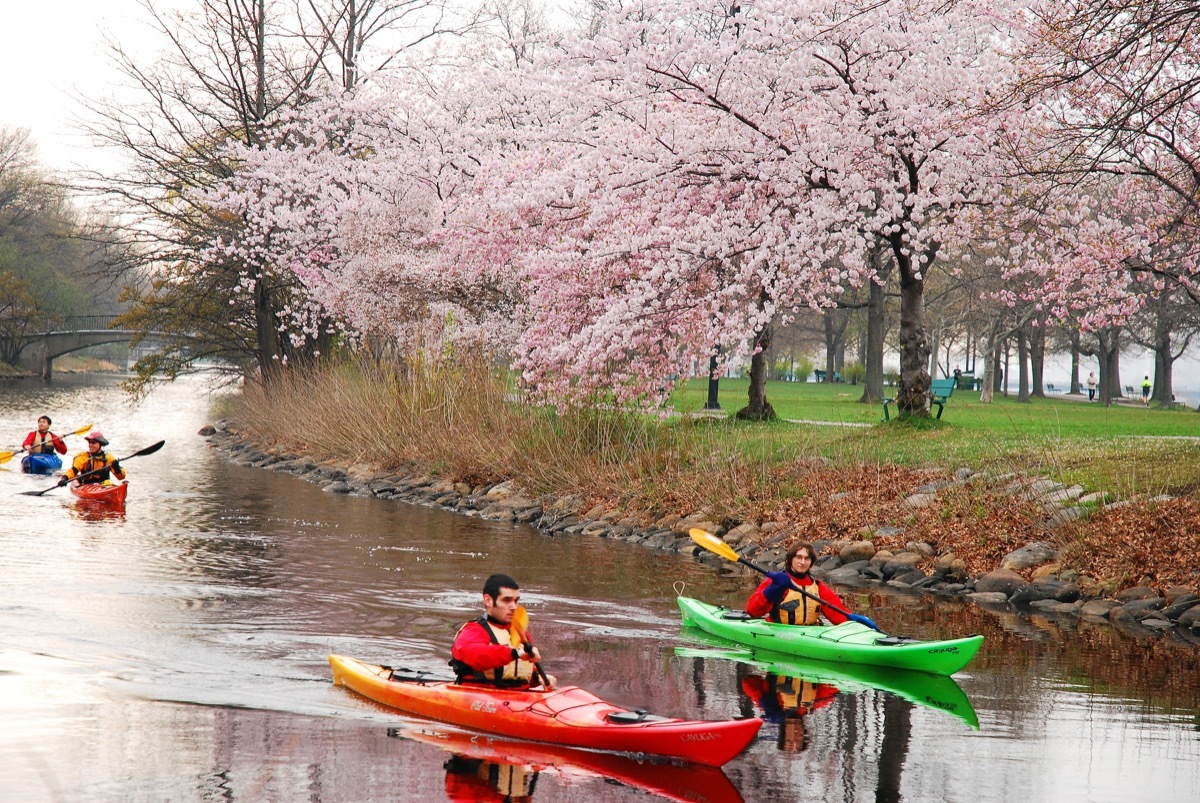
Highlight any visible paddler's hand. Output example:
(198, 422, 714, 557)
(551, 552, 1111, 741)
(57, 477, 69, 487)
(764, 570, 792, 602)
(526, 645, 543, 664)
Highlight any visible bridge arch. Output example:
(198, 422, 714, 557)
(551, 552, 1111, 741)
(5, 316, 146, 380)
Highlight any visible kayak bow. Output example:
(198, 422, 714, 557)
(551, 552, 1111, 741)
(69, 481, 129, 506)
(21, 453, 63, 474)
(329, 654, 761, 767)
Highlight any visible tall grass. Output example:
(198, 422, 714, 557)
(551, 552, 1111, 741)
(233, 356, 806, 517)
(234, 358, 1200, 525)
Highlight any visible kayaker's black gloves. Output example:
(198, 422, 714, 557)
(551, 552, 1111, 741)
(57, 477, 69, 486)
(111, 460, 121, 472)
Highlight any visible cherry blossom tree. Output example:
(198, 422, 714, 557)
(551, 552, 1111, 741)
(453, 0, 1035, 415)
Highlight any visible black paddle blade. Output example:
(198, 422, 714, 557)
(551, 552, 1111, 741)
(132, 440, 166, 458)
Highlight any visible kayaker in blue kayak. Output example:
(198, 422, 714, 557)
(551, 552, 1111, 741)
(450, 573, 555, 689)
(746, 542, 852, 625)
(22, 416, 67, 458)
(59, 431, 126, 488)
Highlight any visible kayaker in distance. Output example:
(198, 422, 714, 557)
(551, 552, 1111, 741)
(450, 573, 555, 689)
(59, 431, 126, 488)
(746, 542, 852, 625)
(22, 416, 67, 457)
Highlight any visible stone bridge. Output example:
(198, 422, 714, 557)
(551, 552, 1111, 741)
(3, 316, 153, 380)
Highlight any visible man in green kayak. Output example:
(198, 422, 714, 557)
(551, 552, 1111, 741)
(450, 574, 554, 688)
(746, 542, 851, 625)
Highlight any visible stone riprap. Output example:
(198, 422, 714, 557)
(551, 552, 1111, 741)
(205, 422, 1200, 643)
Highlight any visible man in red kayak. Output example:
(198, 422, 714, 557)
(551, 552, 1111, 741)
(451, 574, 554, 689)
(59, 431, 126, 488)
(22, 416, 67, 457)
(746, 542, 851, 625)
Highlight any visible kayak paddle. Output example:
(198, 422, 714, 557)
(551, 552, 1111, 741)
(688, 527, 882, 632)
(512, 605, 553, 688)
(0, 423, 93, 464)
(19, 439, 166, 496)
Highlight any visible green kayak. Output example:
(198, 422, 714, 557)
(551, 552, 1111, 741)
(677, 597, 983, 676)
(675, 631, 979, 729)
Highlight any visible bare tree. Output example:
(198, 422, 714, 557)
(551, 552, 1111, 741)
(77, 0, 472, 391)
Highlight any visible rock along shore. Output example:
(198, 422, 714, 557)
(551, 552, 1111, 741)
(203, 422, 1200, 646)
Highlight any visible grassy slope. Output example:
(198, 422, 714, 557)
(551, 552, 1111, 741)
(670, 378, 1200, 499)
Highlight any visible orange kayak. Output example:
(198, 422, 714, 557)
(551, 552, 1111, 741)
(403, 726, 746, 803)
(330, 655, 761, 767)
(70, 481, 128, 505)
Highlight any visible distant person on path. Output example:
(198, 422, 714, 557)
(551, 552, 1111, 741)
(746, 543, 851, 625)
(1142, 375, 1152, 406)
(59, 431, 126, 488)
(1086, 372, 1097, 402)
(22, 416, 67, 456)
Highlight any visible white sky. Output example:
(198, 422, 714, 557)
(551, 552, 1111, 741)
(0, 1, 152, 172)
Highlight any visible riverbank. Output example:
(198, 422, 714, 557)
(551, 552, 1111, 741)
(205, 412, 1200, 645)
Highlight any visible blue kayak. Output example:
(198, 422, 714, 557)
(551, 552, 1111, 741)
(21, 453, 63, 474)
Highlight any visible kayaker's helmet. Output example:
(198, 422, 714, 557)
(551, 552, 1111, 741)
(85, 431, 109, 446)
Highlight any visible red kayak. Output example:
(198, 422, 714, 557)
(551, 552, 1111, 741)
(330, 655, 761, 767)
(404, 726, 745, 803)
(70, 481, 128, 505)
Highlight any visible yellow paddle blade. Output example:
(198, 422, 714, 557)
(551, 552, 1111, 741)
(512, 605, 531, 643)
(689, 528, 740, 563)
(0, 424, 91, 463)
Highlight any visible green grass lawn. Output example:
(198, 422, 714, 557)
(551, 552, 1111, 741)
(669, 378, 1200, 499)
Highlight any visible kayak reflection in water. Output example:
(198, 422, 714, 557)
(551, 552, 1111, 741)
(450, 573, 556, 689)
(443, 754, 537, 803)
(741, 673, 838, 752)
(746, 542, 852, 626)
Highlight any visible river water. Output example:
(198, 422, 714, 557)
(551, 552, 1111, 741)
(1, 374, 1198, 803)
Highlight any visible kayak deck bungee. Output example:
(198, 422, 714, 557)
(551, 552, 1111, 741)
(329, 654, 761, 767)
(21, 453, 62, 474)
(675, 633, 979, 729)
(69, 481, 128, 505)
(677, 597, 983, 676)
(401, 726, 746, 803)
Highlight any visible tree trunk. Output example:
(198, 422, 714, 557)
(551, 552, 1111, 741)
(1030, 324, 1045, 397)
(254, 274, 283, 382)
(823, 309, 848, 382)
(891, 240, 932, 418)
(1017, 328, 1030, 402)
(737, 324, 776, 421)
(859, 274, 886, 403)
(1098, 328, 1120, 406)
(1109, 331, 1123, 398)
(1153, 324, 1173, 407)
(1069, 330, 1081, 394)
(979, 320, 1002, 404)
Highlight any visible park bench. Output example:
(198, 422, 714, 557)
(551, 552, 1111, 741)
(882, 377, 956, 421)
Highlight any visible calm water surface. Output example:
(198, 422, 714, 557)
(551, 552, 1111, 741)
(1, 375, 1198, 802)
